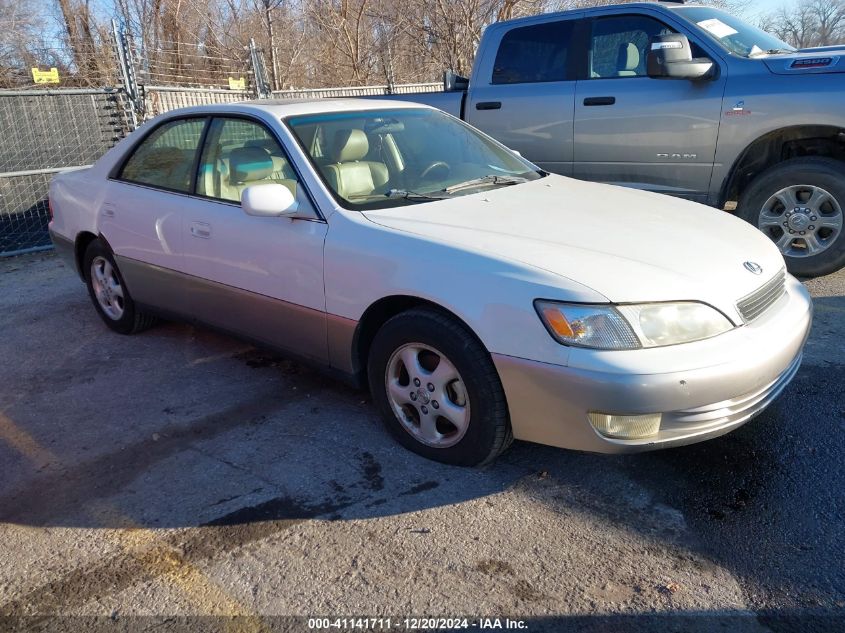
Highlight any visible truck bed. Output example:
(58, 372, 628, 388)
(366, 90, 465, 118)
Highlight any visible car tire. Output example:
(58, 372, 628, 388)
(737, 157, 845, 277)
(367, 307, 512, 466)
(83, 239, 157, 334)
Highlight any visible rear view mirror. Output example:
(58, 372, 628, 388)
(241, 183, 299, 218)
(647, 34, 714, 80)
(365, 118, 405, 135)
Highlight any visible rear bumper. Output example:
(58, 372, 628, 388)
(494, 276, 813, 453)
(48, 226, 77, 273)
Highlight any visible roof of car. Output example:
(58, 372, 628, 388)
(157, 98, 429, 120)
(492, 1, 706, 28)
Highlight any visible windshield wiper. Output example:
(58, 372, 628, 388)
(749, 48, 794, 58)
(443, 174, 529, 194)
(385, 188, 449, 201)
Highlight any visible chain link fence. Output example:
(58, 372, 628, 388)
(144, 82, 442, 116)
(0, 23, 442, 257)
(0, 89, 133, 255)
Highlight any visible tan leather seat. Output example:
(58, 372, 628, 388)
(220, 146, 297, 202)
(320, 129, 389, 200)
(617, 43, 640, 76)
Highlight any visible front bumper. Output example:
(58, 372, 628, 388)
(493, 275, 813, 453)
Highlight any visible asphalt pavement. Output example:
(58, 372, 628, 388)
(0, 251, 842, 632)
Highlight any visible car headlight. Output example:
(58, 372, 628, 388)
(536, 301, 733, 350)
(535, 301, 641, 350)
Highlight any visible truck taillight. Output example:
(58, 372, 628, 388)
(48, 198, 53, 220)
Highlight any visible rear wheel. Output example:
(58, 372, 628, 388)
(367, 308, 512, 466)
(83, 239, 157, 334)
(737, 157, 845, 277)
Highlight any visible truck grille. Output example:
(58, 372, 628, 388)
(736, 269, 786, 323)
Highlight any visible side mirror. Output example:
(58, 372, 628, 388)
(443, 69, 469, 92)
(647, 34, 714, 80)
(241, 183, 300, 218)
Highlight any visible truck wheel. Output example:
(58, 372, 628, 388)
(367, 307, 512, 466)
(83, 239, 157, 334)
(737, 157, 845, 277)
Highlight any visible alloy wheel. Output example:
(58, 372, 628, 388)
(384, 342, 470, 448)
(758, 184, 843, 258)
(90, 256, 125, 320)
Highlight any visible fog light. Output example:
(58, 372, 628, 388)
(588, 412, 662, 439)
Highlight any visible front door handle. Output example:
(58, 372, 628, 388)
(190, 222, 211, 239)
(583, 96, 616, 106)
(475, 101, 502, 110)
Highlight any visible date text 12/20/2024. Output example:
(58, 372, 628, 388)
(307, 617, 528, 630)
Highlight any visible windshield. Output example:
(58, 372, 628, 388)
(286, 108, 542, 210)
(676, 7, 795, 58)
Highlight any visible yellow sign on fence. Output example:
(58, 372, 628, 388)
(228, 77, 246, 90)
(31, 67, 60, 84)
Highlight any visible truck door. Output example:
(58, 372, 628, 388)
(466, 18, 578, 176)
(573, 13, 726, 201)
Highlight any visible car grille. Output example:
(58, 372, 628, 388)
(736, 269, 786, 323)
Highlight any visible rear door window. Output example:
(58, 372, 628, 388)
(492, 20, 575, 84)
(118, 118, 206, 193)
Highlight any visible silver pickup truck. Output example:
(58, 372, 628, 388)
(387, 1, 845, 277)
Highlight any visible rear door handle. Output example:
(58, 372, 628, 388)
(102, 204, 116, 218)
(190, 222, 211, 239)
(583, 96, 616, 106)
(475, 101, 502, 110)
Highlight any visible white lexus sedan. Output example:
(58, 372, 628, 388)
(49, 100, 812, 466)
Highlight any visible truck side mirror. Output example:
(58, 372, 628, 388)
(647, 34, 714, 80)
(443, 69, 469, 92)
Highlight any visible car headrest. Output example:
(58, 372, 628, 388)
(331, 129, 369, 162)
(617, 42, 640, 73)
(245, 138, 280, 154)
(229, 146, 273, 183)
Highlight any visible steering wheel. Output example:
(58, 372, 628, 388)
(419, 161, 451, 181)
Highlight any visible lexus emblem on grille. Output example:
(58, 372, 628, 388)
(743, 261, 763, 275)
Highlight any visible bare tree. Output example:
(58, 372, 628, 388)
(810, 0, 845, 45)
(56, 0, 114, 86)
(0, 0, 832, 92)
(760, 0, 845, 48)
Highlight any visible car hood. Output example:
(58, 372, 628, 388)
(763, 48, 845, 74)
(362, 176, 785, 320)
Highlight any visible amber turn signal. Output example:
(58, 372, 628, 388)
(541, 306, 575, 338)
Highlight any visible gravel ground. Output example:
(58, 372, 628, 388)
(0, 251, 843, 632)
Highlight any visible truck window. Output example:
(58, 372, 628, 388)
(589, 15, 676, 78)
(492, 21, 574, 85)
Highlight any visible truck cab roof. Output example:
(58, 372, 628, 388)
(495, 1, 703, 28)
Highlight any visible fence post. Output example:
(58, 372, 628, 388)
(112, 19, 142, 127)
(248, 38, 272, 99)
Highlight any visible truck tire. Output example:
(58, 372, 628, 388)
(737, 157, 845, 277)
